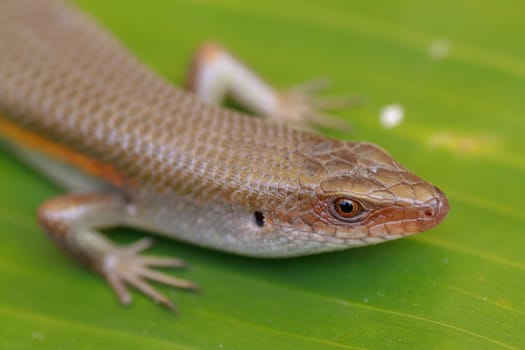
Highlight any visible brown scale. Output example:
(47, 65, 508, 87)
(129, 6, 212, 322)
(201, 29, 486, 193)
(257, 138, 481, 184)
(0, 0, 448, 247)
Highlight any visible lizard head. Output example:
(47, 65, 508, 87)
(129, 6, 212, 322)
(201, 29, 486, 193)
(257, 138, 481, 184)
(205, 138, 448, 257)
(258, 139, 449, 255)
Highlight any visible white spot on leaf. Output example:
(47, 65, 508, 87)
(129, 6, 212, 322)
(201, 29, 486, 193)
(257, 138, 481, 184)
(428, 38, 450, 60)
(380, 103, 404, 129)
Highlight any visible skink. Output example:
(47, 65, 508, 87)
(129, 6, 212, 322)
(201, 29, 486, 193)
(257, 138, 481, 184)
(0, 0, 449, 310)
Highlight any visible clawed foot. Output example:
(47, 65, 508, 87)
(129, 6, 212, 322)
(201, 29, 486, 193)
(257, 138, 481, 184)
(100, 237, 198, 312)
(276, 77, 362, 132)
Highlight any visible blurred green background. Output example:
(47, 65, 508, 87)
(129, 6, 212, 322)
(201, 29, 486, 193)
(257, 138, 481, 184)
(1, 0, 524, 349)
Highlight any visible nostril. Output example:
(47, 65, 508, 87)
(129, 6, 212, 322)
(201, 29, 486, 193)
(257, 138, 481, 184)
(424, 208, 434, 218)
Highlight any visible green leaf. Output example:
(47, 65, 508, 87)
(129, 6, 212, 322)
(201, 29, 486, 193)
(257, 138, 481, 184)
(1, 0, 524, 349)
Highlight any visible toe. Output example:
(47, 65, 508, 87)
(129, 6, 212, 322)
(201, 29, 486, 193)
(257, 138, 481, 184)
(139, 256, 188, 268)
(125, 275, 177, 312)
(138, 267, 199, 290)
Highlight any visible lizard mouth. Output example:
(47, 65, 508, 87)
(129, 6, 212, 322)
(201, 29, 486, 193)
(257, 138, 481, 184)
(364, 186, 450, 237)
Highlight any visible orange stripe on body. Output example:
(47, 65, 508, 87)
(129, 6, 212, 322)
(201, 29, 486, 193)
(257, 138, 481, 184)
(0, 117, 128, 187)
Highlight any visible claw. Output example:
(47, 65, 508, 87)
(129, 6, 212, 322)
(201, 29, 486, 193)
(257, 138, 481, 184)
(137, 267, 199, 290)
(312, 95, 364, 111)
(125, 237, 154, 254)
(290, 76, 331, 94)
(125, 275, 177, 312)
(307, 112, 352, 132)
(276, 77, 360, 132)
(100, 238, 197, 312)
(106, 273, 133, 305)
(138, 256, 188, 268)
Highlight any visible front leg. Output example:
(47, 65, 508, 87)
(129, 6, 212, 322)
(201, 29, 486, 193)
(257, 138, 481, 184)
(186, 42, 360, 131)
(38, 192, 197, 311)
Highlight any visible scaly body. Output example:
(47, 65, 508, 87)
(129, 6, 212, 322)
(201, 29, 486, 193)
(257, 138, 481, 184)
(0, 0, 448, 310)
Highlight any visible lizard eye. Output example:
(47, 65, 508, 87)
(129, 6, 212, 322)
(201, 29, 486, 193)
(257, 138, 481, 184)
(332, 198, 362, 219)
